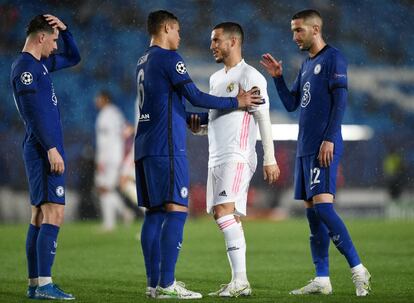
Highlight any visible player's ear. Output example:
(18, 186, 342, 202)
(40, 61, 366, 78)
(38, 32, 46, 43)
(313, 24, 320, 35)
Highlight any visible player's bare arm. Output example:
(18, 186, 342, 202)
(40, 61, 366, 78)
(263, 164, 280, 185)
(237, 86, 263, 108)
(318, 140, 334, 167)
(44, 14, 67, 31)
(260, 53, 283, 78)
(47, 147, 65, 174)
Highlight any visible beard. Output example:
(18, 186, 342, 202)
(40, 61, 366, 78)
(213, 49, 229, 64)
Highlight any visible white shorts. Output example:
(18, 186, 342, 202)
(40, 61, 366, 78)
(206, 162, 254, 216)
(95, 162, 121, 190)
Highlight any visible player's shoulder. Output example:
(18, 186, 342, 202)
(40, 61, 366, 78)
(241, 60, 267, 83)
(12, 54, 40, 75)
(325, 45, 347, 63)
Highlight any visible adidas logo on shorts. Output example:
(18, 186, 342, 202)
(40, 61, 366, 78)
(219, 190, 227, 197)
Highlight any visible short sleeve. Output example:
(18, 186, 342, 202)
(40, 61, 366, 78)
(328, 51, 348, 91)
(165, 51, 192, 87)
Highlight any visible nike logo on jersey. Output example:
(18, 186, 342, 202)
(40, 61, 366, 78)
(177, 242, 182, 250)
(218, 190, 227, 197)
(310, 185, 317, 190)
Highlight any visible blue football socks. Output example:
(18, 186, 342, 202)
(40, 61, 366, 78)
(306, 208, 330, 276)
(315, 203, 361, 268)
(159, 211, 187, 288)
(37, 224, 60, 277)
(141, 210, 166, 288)
(26, 224, 40, 279)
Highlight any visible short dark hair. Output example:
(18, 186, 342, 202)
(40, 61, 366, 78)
(292, 9, 322, 21)
(26, 15, 54, 36)
(147, 10, 178, 36)
(97, 90, 112, 102)
(213, 22, 244, 44)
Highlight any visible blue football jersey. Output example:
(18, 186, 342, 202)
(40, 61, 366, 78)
(285, 45, 347, 156)
(10, 30, 81, 160)
(134, 46, 238, 160)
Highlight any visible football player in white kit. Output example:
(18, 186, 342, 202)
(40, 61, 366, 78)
(191, 22, 280, 297)
(95, 91, 134, 231)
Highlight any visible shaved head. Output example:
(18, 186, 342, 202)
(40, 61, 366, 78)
(292, 9, 323, 33)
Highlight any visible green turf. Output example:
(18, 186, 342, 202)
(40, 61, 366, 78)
(0, 218, 413, 302)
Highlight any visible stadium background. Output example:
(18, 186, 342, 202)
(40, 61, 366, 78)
(1, 0, 413, 221)
(0, 1, 414, 302)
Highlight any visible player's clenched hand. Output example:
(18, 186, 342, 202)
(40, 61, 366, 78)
(318, 141, 334, 167)
(263, 163, 280, 185)
(188, 114, 201, 133)
(237, 85, 263, 108)
(47, 147, 65, 175)
(44, 14, 67, 31)
(260, 53, 283, 78)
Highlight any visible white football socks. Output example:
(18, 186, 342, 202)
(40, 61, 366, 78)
(216, 214, 247, 282)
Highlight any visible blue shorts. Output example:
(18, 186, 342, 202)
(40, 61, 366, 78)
(24, 156, 66, 206)
(135, 156, 189, 208)
(294, 153, 341, 201)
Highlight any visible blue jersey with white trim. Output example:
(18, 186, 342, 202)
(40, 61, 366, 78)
(134, 46, 238, 160)
(10, 30, 80, 160)
(278, 45, 347, 156)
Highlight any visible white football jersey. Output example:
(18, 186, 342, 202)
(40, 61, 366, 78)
(208, 59, 270, 169)
(96, 104, 125, 165)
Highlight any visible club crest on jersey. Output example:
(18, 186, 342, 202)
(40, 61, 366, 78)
(20, 72, 33, 85)
(175, 61, 187, 74)
(226, 82, 236, 93)
(56, 186, 65, 197)
(180, 187, 188, 198)
(314, 64, 321, 75)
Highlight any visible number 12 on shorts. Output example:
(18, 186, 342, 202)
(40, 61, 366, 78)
(310, 167, 320, 188)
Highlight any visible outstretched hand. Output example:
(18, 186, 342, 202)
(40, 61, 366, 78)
(260, 53, 283, 78)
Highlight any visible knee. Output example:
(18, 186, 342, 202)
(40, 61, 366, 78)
(213, 205, 235, 220)
(42, 206, 65, 226)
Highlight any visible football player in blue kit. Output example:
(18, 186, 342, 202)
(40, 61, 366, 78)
(10, 14, 80, 300)
(260, 9, 371, 296)
(135, 10, 263, 299)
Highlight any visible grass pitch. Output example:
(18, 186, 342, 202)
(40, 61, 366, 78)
(0, 218, 413, 302)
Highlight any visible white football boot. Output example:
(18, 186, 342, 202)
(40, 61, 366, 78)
(145, 286, 156, 298)
(352, 266, 371, 296)
(156, 281, 202, 299)
(208, 280, 252, 297)
(289, 278, 332, 295)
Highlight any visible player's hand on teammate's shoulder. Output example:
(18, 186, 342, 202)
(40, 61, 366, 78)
(318, 140, 334, 167)
(188, 114, 201, 133)
(236, 85, 263, 108)
(44, 14, 67, 31)
(47, 147, 65, 175)
(260, 53, 283, 78)
(263, 163, 280, 185)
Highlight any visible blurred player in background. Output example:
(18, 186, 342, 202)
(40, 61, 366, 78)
(135, 10, 263, 299)
(94, 90, 135, 232)
(260, 9, 371, 296)
(10, 14, 80, 300)
(190, 22, 280, 297)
